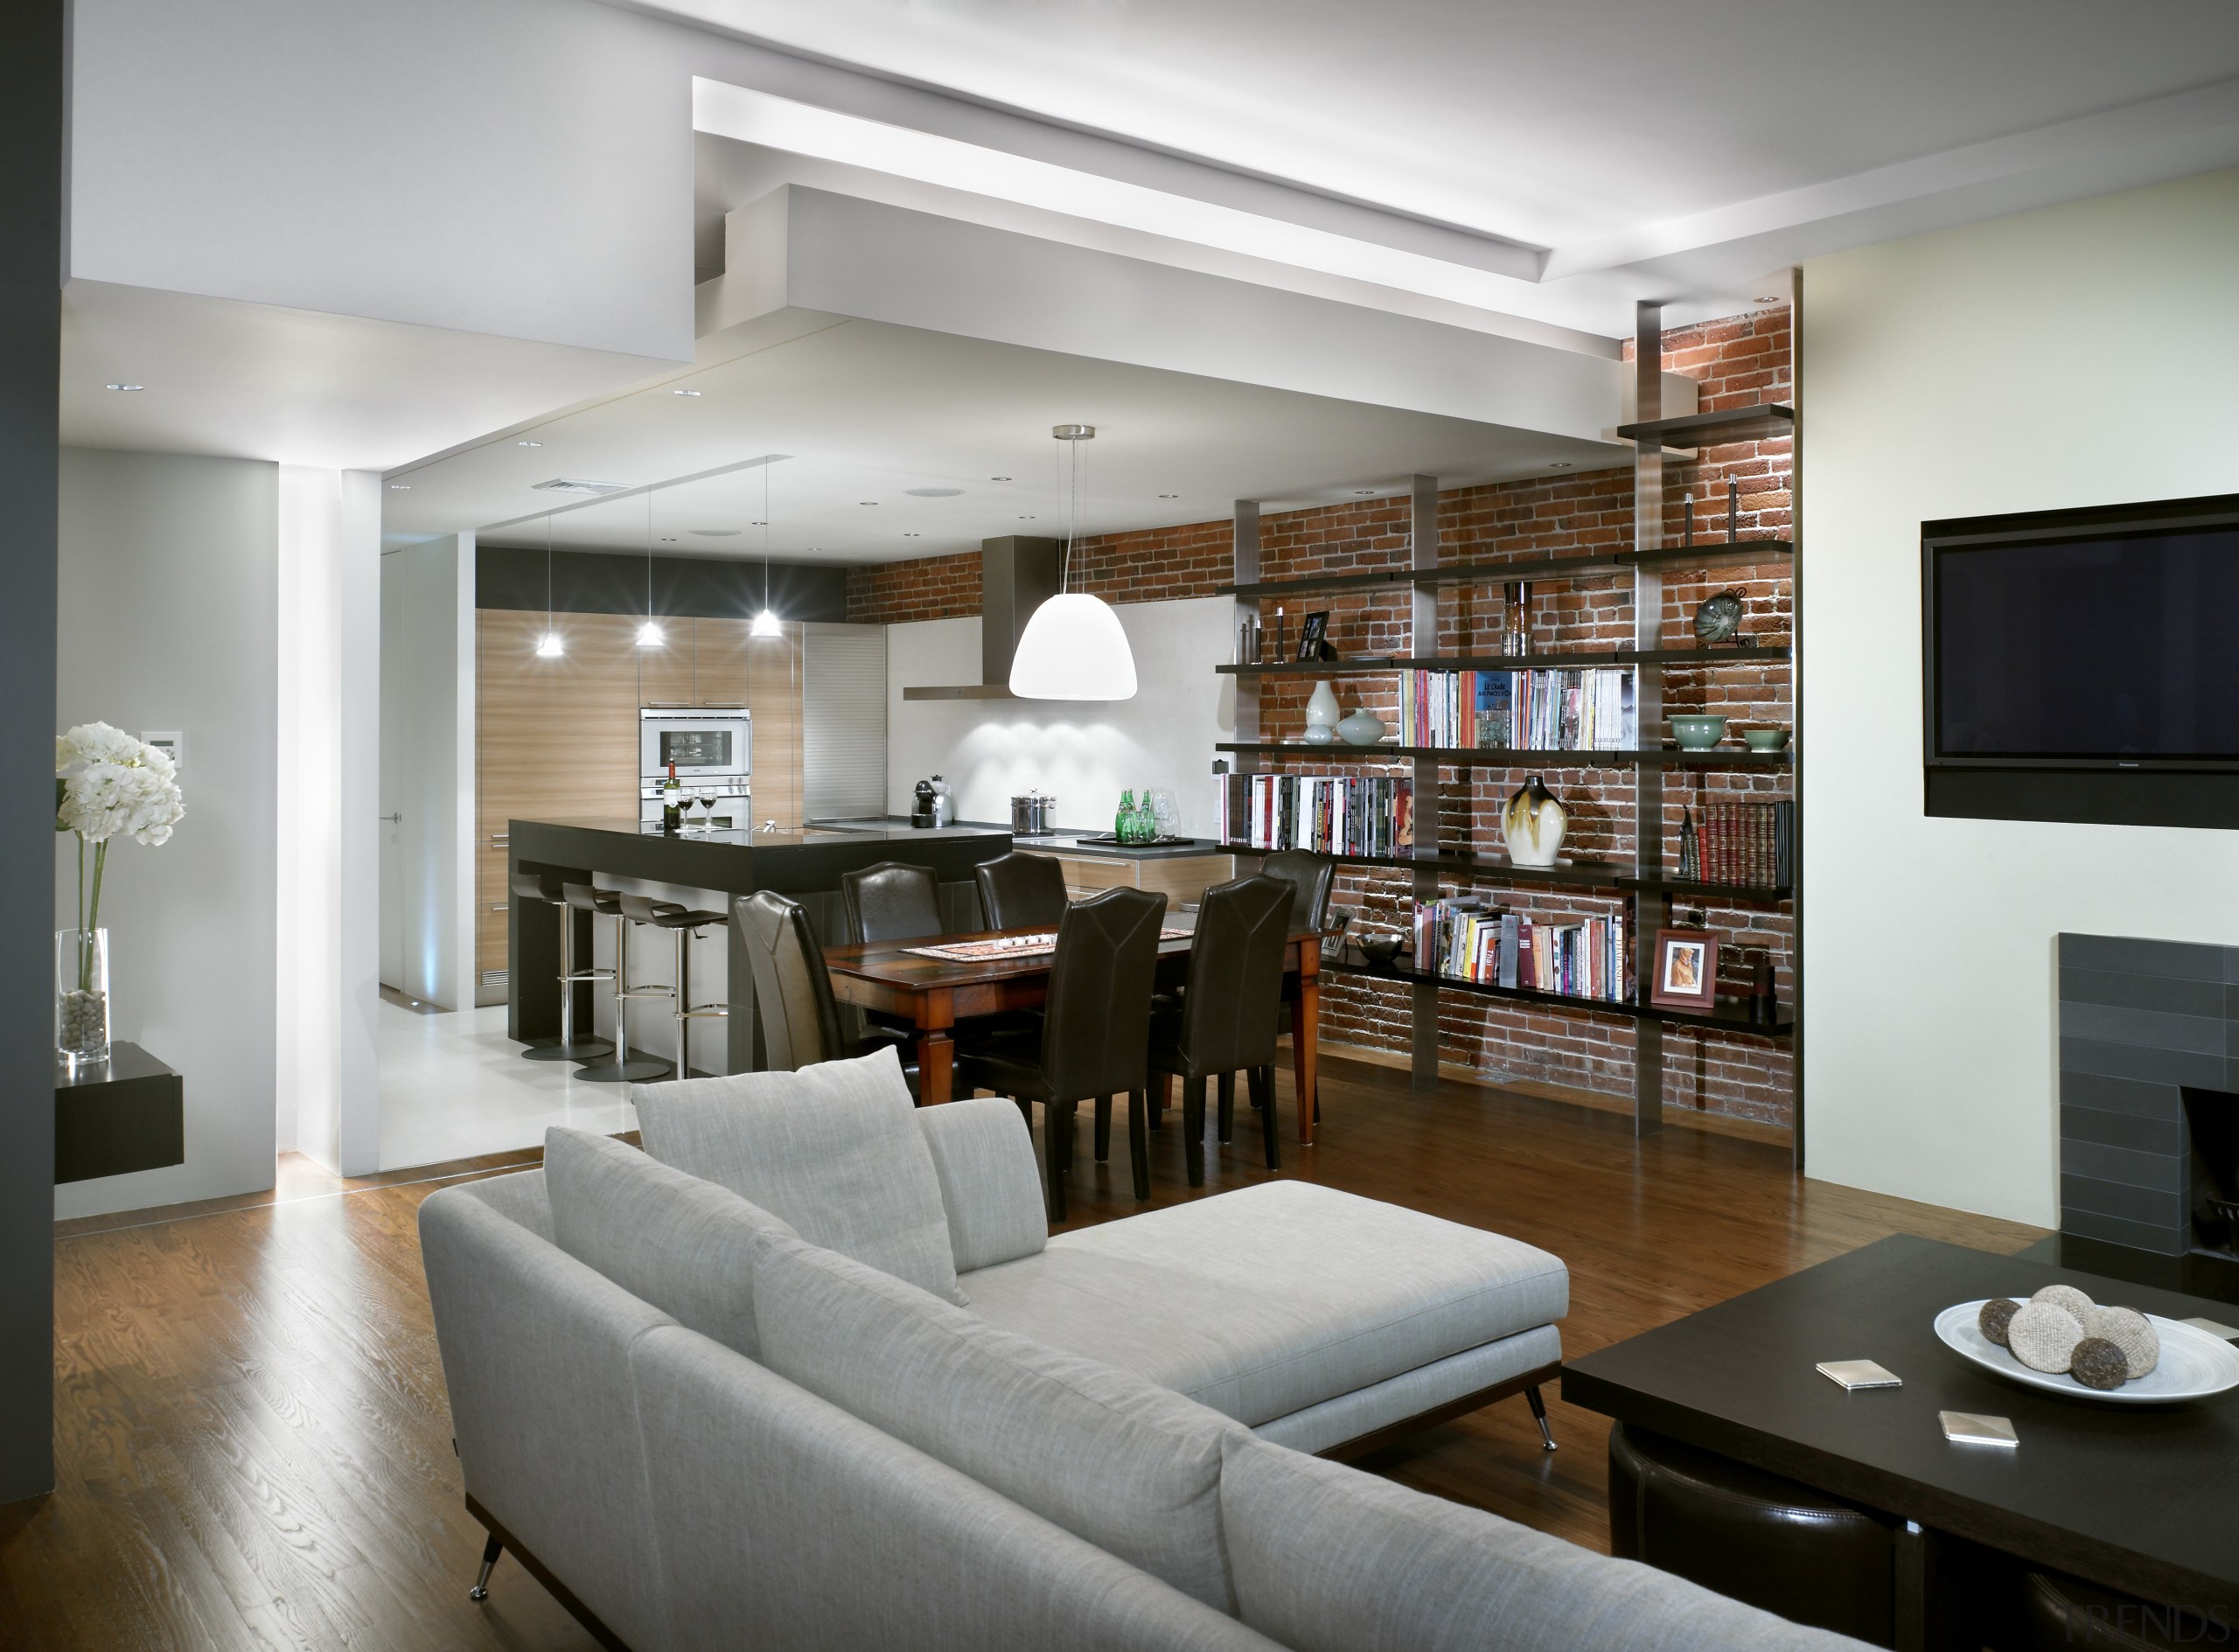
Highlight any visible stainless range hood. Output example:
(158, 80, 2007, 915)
(900, 536, 1061, 701)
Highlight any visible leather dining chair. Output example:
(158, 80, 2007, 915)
(973, 852, 1071, 931)
(952, 887, 1166, 1222)
(1146, 875, 1292, 1189)
(735, 890, 915, 1087)
(840, 861, 945, 944)
(1259, 849, 1334, 933)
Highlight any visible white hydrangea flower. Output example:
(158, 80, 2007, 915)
(55, 722, 185, 846)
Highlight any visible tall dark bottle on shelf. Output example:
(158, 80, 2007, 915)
(661, 761, 683, 833)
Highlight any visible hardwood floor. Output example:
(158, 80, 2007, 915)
(3, 1058, 2044, 1651)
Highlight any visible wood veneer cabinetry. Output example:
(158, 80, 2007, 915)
(1024, 850, 1235, 908)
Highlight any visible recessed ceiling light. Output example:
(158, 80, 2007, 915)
(903, 532, 923, 538)
(990, 476, 1012, 482)
(750, 519, 766, 526)
(1158, 493, 1179, 499)
(1353, 489, 1377, 496)
(673, 388, 701, 397)
(103, 382, 143, 392)
(905, 487, 963, 498)
(517, 439, 543, 448)
(689, 527, 741, 537)
(859, 500, 878, 506)
(1754, 293, 1783, 303)
(661, 537, 677, 542)
(1018, 515, 1036, 520)
(388, 484, 411, 490)
(1549, 462, 1573, 471)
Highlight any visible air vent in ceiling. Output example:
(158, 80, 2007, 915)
(532, 477, 630, 496)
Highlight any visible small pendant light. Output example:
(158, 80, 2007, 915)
(637, 488, 664, 647)
(536, 512, 563, 657)
(1009, 423, 1136, 700)
(752, 462, 782, 637)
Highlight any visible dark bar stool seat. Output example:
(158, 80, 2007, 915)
(572, 882, 681, 1084)
(511, 870, 614, 1063)
(973, 852, 1071, 931)
(1608, 1421, 1896, 1646)
(617, 892, 728, 1083)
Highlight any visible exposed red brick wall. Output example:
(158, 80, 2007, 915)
(845, 307, 1796, 1128)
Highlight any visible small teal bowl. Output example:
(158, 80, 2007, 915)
(1743, 728, 1790, 752)
(1669, 714, 1727, 749)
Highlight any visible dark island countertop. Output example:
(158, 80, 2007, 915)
(806, 816, 1233, 862)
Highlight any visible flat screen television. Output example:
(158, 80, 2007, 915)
(1923, 494, 2239, 775)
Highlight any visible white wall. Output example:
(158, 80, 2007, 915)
(380, 535, 476, 1011)
(887, 596, 1237, 836)
(54, 451, 279, 1220)
(1802, 165, 2239, 1229)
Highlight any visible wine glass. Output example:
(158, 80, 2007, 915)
(696, 791, 719, 833)
(1150, 787, 1179, 841)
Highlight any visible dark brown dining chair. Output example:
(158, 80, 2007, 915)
(735, 890, 914, 1085)
(1146, 875, 1292, 1188)
(973, 852, 1071, 931)
(1259, 849, 1333, 933)
(840, 861, 945, 944)
(952, 887, 1166, 1222)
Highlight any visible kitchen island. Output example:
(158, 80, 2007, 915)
(508, 817, 1013, 1074)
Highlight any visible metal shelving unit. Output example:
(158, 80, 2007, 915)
(1221, 295, 1803, 1155)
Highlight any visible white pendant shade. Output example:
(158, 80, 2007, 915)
(1008, 592, 1137, 701)
(750, 608, 783, 638)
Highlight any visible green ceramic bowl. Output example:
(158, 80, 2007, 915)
(1669, 714, 1727, 749)
(1742, 728, 1790, 752)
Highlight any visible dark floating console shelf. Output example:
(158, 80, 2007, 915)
(1216, 741, 1792, 770)
(1615, 401, 1795, 448)
(1218, 539, 1792, 602)
(1324, 949, 1790, 1036)
(56, 1042, 185, 1184)
(1218, 644, 1790, 676)
(1218, 845, 1789, 907)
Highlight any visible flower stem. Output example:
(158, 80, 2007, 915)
(87, 840, 107, 937)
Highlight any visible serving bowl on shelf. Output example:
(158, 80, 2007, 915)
(1356, 934, 1406, 968)
(1742, 728, 1790, 752)
(1669, 714, 1727, 749)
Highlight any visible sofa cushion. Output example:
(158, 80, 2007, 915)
(632, 1045, 965, 1304)
(915, 1095, 1050, 1272)
(1218, 1433, 1867, 1652)
(543, 1127, 796, 1358)
(958, 1181, 1567, 1425)
(753, 1231, 1247, 1614)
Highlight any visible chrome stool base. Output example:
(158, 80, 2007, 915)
(520, 1037, 614, 1063)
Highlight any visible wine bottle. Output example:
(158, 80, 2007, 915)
(662, 761, 682, 833)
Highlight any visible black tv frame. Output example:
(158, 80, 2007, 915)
(1921, 491, 2239, 830)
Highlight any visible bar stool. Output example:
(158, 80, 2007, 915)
(618, 892, 729, 1082)
(571, 882, 677, 1084)
(511, 870, 614, 1063)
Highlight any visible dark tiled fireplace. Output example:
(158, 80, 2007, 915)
(2058, 933, 2239, 1297)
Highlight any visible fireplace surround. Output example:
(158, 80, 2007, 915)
(2057, 933, 2239, 1298)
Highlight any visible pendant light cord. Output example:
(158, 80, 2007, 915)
(545, 512, 555, 635)
(764, 464, 771, 613)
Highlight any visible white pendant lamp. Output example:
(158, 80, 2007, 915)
(536, 512, 564, 657)
(1008, 422, 1136, 701)
(751, 462, 782, 637)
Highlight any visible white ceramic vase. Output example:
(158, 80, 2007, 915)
(1304, 680, 1343, 742)
(1501, 775, 1567, 868)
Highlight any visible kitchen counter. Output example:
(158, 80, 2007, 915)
(506, 816, 1013, 1071)
(1008, 833, 1228, 861)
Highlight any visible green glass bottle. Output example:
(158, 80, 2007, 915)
(1116, 789, 1134, 842)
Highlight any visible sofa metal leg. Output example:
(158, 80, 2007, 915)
(470, 1532, 503, 1601)
(1252, 1065, 1279, 1171)
(1525, 1385, 1557, 1452)
(1126, 1089, 1150, 1201)
(1183, 1076, 1207, 1188)
(1094, 1094, 1113, 1161)
(1217, 1071, 1236, 1143)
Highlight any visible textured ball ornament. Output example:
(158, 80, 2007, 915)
(2069, 1336, 2131, 1391)
(2082, 1306, 2160, 1380)
(2031, 1283, 2096, 1321)
(2006, 1300, 2086, 1374)
(1978, 1298, 2021, 1346)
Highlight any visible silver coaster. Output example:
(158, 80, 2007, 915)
(1940, 1411, 2018, 1446)
(2183, 1315, 2239, 1342)
(1817, 1359, 1901, 1391)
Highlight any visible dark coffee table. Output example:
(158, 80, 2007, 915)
(1564, 1235, 2239, 1644)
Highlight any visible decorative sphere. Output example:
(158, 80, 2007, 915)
(2031, 1283, 2096, 1321)
(2069, 1336, 2131, 1391)
(2082, 1306, 2159, 1380)
(1978, 1298, 2020, 1347)
(2006, 1300, 2085, 1374)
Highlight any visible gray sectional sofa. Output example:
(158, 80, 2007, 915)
(419, 1048, 1865, 1650)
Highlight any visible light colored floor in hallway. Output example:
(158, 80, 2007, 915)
(378, 1000, 638, 1172)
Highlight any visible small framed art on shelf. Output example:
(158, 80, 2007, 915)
(1650, 927, 1721, 1012)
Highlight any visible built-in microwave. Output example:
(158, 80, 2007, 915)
(640, 706, 750, 783)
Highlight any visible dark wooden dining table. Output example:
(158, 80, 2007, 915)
(822, 923, 1323, 1142)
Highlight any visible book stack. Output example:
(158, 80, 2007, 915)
(1217, 773, 1414, 855)
(1691, 801, 1795, 888)
(1409, 900, 1629, 1002)
(1396, 668, 1636, 750)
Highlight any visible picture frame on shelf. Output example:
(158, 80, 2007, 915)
(1650, 927, 1721, 1011)
(1296, 610, 1329, 661)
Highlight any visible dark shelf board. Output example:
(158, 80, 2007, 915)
(1217, 540, 1793, 601)
(55, 1041, 185, 1184)
(1217, 742, 1794, 770)
(1615, 401, 1796, 448)
(1322, 951, 1790, 1035)
(1221, 845, 1790, 905)
(1217, 644, 1789, 676)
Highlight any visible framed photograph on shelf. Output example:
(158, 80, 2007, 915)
(1650, 927, 1721, 1011)
(1295, 610, 1329, 661)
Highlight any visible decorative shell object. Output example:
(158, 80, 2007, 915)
(2082, 1305, 2160, 1379)
(1501, 775, 1567, 869)
(2069, 1336, 2131, 1392)
(2032, 1283, 2096, 1321)
(1692, 589, 1746, 645)
(1977, 1298, 2019, 1347)
(2005, 1300, 2086, 1374)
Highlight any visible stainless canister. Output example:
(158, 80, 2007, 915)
(1011, 792, 1056, 834)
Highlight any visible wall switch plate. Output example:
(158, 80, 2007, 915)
(142, 730, 183, 770)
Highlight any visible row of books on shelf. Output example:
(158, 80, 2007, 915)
(1409, 900, 1630, 1002)
(1397, 668, 1637, 750)
(1682, 801, 1795, 888)
(1216, 773, 1414, 854)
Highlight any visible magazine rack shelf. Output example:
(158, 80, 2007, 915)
(1217, 299, 1803, 1159)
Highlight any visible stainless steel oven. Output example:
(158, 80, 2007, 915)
(641, 706, 752, 830)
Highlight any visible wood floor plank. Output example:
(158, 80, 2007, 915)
(5, 1056, 2042, 1647)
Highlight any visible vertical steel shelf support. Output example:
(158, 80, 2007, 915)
(1232, 500, 1261, 773)
(1784, 269, 1806, 1171)
(1630, 303, 1667, 1137)
(1409, 473, 1441, 1091)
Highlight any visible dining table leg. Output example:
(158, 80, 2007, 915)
(1288, 956, 1319, 1147)
(915, 1030, 954, 1106)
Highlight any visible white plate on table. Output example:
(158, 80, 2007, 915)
(1935, 1300, 2239, 1405)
